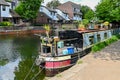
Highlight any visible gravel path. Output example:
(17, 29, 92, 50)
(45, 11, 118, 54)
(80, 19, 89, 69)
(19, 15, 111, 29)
(94, 40, 120, 60)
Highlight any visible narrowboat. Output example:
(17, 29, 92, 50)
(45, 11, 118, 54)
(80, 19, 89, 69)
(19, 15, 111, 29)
(36, 28, 120, 76)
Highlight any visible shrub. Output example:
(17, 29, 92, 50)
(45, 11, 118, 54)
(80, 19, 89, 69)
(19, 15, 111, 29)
(92, 35, 120, 53)
(92, 45, 100, 52)
(0, 21, 13, 27)
(116, 35, 120, 39)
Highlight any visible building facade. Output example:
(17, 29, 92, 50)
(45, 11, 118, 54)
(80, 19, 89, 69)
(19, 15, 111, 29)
(0, 0, 20, 24)
(0, 0, 10, 22)
(35, 5, 58, 24)
(35, 1, 83, 24)
(55, 9, 70, 23)
(57, 1, 82, 21)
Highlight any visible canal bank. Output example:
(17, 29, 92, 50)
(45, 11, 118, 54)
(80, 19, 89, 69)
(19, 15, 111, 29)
(47, 40, 120, 80)
(0, 29, 45, 35)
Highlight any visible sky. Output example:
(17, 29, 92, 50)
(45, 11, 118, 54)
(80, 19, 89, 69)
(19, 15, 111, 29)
(42, 0, 101, 10)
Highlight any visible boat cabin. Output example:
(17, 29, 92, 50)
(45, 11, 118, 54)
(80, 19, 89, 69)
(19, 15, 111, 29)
(40, 30, 83, 57)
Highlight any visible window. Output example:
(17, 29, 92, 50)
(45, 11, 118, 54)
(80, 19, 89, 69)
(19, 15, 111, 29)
(50, 12, 52, 15)
(2, 6, 6, 11)
(104, 33, 107, 39)
(89, 36, 94, 45)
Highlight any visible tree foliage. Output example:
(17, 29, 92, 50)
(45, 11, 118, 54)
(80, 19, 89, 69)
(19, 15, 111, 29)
(95, 0, 120, 22)
(46, 0, 61, 9)
(14, 59, 45, 80)
(15, 0, 43, 21)
(84, 9, 94, 21)
(81, 5, 94, 20)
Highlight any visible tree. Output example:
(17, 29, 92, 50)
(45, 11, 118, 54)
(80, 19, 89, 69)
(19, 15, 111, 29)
(13, 36, 45, 80)
(46, 0, 61, 9)
(95, 0, 120, 22)
(84, 9, 94, 21)
(14, 59, 45, 80)
(15, 0, 43, 22)
(81, 5, 94, 19)
(110, 0, 120, 22)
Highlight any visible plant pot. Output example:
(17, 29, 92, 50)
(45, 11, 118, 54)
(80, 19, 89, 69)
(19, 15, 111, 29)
(78, 28, 86, 31)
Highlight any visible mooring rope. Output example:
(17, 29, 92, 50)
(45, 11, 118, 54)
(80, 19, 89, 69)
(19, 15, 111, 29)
(24, 55, 40, 80)
(31, 57, 53, 80)
(31, 67, 45, 80)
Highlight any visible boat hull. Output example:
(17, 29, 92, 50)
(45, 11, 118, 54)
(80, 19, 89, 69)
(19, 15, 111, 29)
(45, 65, 73, 77)
(39, 52, 83, 76)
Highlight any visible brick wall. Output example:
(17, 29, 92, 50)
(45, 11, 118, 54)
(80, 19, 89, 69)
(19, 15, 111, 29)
(57, 3, 73, 19)
(35, 13, 49, 24)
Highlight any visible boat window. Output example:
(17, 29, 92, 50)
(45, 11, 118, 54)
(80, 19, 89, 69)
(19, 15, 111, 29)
(89, 36, 94, 45)
(97, 34, 101, 42)
(104, 33, 107, 39)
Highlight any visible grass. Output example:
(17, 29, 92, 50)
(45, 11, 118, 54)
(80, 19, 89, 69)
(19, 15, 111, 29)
(77, 60, 83, 64)
(56, 74, 62, 77)
(92, 35, 120, 53)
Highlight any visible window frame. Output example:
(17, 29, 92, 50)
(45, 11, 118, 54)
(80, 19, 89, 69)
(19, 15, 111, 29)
(2, 5, 6, 11)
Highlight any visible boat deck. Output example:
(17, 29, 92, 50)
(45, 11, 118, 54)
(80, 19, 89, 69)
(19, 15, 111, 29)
(40, 46, 83, 57)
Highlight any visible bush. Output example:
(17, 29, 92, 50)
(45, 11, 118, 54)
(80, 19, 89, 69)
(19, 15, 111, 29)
(92, 45, 100, 52)
(0, 21, 13, 27)
(115, 35, 120, 39)
(92, 35, 120, 53)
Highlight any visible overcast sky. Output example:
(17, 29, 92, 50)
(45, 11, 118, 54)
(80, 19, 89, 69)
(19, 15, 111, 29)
(42, 0, 100, 10)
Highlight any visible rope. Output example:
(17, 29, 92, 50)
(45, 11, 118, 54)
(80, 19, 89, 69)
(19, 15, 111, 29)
(24, 62, 36, 80)
(30, 56, 53, 80)
(24, 55, 40, 80)
(31, 67, 45, 80)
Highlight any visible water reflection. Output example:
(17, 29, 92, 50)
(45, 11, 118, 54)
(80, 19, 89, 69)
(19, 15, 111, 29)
(0, 58, 21, 80)
(0, 35, 45, 80)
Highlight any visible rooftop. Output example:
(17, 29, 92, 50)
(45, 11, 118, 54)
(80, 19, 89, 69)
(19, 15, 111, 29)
(0, 0, 9, 6)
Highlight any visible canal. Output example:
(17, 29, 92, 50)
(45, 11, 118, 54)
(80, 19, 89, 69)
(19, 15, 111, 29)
(0, 35, 45, 80)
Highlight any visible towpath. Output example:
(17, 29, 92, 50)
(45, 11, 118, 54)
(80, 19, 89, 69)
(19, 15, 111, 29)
(47, 40, 120, 80)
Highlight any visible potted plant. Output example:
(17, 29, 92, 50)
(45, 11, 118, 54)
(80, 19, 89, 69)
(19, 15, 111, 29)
(78, 23, 85, 31)
(44, 24, 50, 38)
(78, 19, 89, 31)
(103, 21, 109, 29)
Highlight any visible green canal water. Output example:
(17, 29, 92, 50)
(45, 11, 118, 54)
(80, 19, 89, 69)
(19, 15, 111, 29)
(0, 35, 45, 80)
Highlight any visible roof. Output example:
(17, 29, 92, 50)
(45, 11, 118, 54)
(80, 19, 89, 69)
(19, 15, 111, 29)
(0, 0, 9, 6)
(41, 5, 56, 12)
(56, 8, 68, 14)
(10, 9, 20, 18)
(61, 1, 80, 9)
(57, 14, 65, 20)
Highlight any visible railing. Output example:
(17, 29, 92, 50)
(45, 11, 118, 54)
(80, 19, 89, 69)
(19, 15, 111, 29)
(56, 9, 69, 20)
(40, 7, 58, 20)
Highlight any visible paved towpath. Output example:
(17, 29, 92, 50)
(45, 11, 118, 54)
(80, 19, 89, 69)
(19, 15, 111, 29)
(46, 40, 120, 80)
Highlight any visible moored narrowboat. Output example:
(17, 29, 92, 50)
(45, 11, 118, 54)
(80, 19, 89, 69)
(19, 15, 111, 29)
(36, 28, 120, 76)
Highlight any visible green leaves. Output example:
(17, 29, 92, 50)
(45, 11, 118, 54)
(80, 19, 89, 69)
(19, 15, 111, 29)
(84, 10, 94, 21)
(81, 5, 94, 20)
(0, 21, 13, 27)
(92, 35, 119, 53)
(95, 0, 120, 22)
(15, 0, 42, 21)
(46, 0, 61, 9)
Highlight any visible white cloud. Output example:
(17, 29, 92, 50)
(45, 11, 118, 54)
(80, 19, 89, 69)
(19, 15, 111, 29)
(42, 0, 100, 10)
